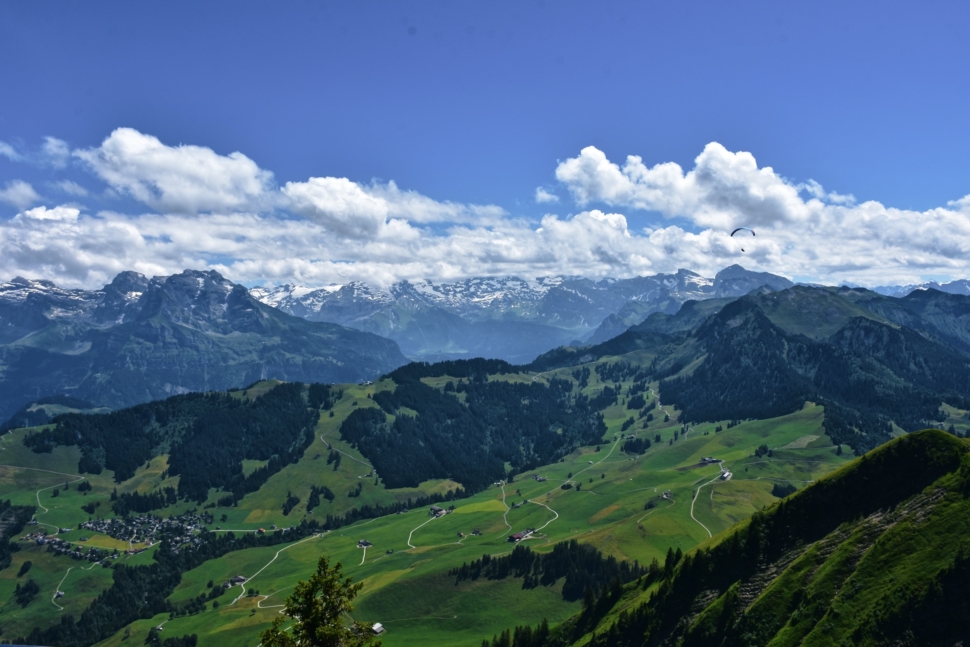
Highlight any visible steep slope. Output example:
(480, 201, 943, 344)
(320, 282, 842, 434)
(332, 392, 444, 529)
(660, 296, 970, 452)
(0, 270, 406, 420)
(844, 287, 970, 354)
(539, 429, 970, 647)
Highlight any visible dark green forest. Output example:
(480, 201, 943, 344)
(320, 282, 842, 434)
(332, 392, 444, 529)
(451, 539, 647, 602)
(22, 382, 337, 502)
(342, 363, 606, 490)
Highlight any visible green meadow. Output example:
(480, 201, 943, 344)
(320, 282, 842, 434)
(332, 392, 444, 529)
(0, 368, 853, 646)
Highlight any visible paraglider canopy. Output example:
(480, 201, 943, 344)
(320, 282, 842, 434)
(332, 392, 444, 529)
(730, 227, 755, 252)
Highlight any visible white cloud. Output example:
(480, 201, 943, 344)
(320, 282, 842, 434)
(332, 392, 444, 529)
(52, 180, 89, 197)
(42, 137, 71, 168)
(0, 141, 21, 162)
(535, 187, 559, 203)
(554, 143, 813, 229)
(0, 180, 41, 210)
(2, 131, 970, 290)
(74, 128, 275, 213)
(13, 205, 80, 222)
(281, 177, 505, 239)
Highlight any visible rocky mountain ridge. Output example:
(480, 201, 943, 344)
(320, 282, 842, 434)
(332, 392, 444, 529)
(249, 265, 795, 362)
(0, 269, 406, 421)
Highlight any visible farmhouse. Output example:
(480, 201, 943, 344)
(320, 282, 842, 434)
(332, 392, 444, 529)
(507, 528, 535, 543)
(429, 505, 447, 517)
(372, 622, 385, 635)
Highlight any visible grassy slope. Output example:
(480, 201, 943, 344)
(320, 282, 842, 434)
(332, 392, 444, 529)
(565, 429, 970, 647)
(0, 370, 852, 646)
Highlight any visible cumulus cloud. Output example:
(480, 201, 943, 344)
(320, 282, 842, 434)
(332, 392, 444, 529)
(14, 205, 79, 222)
(2, 131, 970, 290)
(535, 187, 559, 203)
(553, 144, 970, 285)
(0, 180, 41, 210)
(555, 143, 813, 229)
(281, 177, 506, 239)
(74, 128, 275, 213)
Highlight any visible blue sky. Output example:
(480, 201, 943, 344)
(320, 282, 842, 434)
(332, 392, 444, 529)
(1, 1, 969, 288)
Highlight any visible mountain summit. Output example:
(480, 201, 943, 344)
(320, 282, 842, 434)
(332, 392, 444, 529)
(0, 269, 406, 420)
(251, 266, 794, 362)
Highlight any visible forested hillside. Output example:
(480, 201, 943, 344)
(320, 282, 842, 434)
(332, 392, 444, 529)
(528, 286, 970, 456)
(494, 429, 970, 647)
(21, 382, 337, 502)
(341, 360, 607, 490)
(659, 296, 970, 453)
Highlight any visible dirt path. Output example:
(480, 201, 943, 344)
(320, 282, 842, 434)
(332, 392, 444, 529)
(527, 500, 559, 532)
(229, 534, 322, 606)
(0, 465, 90, 536)
(319, 435, 372, 468)
(407, 516, 438, 549)
(51, 566, 73, 610)
(690, 474, 723, 538)
(499, 484, 513, 537)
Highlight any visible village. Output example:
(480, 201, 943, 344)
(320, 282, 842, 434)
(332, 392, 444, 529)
(16, 510, 216, 559)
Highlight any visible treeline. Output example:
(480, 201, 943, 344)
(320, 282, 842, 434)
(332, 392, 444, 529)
(343, 372, 605, 490)
(387, 358, 517, 382)
(595, 361, 649, 385)
(622, 437, 651, 454)
(0, 394, 96, 433)
(305, 484, 335, 512)
(0, 499, 35, 570)
(111, 487, 177, 516)
(23, 382, 332, 502)
(451, 540, 647, 602)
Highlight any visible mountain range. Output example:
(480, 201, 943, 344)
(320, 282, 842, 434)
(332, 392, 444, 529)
(250, 265, 794, 362)
(4, 264, 970, 426)
(530, 283, 970, 456)
(0, 270, 405, 421)
(872, 278, 970, 297)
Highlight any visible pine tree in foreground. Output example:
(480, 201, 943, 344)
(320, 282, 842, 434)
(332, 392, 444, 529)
(259, 556, 381, 647)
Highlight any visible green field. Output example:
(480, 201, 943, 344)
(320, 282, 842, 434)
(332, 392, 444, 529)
(0, 371, 853, 647)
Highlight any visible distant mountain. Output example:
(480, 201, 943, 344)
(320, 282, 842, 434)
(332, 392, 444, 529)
(0, 270, 406, 421)
(253, 265, 793, 362)
(527, 284, 970, 455)
(873, 278, 970, 297)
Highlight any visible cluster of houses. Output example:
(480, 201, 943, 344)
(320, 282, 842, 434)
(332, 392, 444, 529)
(47, 537, 114, 563)
(76, 511, 213, 550)
(530, 474, 548, 482)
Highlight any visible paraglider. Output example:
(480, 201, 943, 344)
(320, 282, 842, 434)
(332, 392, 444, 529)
(730, 227, 755, 252)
